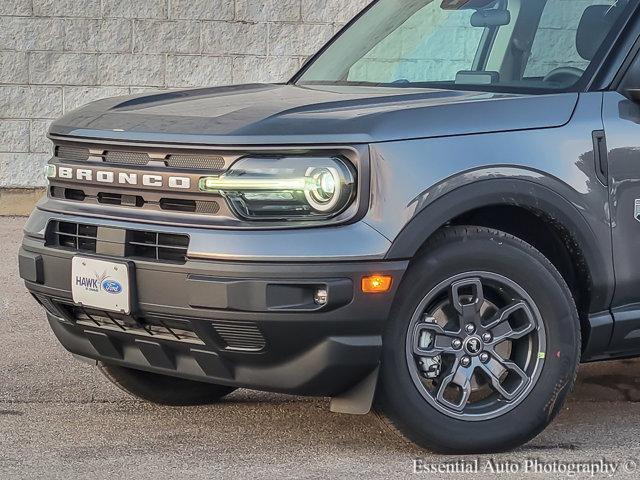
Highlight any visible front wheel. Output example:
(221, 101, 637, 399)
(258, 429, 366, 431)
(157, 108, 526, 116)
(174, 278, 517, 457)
(377, 226, 580, 453)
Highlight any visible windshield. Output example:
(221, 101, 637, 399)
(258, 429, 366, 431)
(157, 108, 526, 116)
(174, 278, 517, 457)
(295, 0, 632, 93)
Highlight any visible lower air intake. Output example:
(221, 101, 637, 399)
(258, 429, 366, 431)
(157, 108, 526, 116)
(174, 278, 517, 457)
(46, 221, 190, 264)
(211, 320, 267, 352)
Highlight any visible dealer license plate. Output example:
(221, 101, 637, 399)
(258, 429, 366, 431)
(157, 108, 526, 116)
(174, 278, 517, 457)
(71, 256, 131, 314)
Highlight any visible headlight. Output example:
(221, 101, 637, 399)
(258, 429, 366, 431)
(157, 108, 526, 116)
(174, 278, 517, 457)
(199, 156, 356, 221)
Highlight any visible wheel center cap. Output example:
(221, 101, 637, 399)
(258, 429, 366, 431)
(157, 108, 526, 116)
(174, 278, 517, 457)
(464, 336, 483, 356)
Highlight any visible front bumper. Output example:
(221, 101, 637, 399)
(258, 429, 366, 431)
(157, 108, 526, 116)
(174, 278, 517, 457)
(20, 212, 407, 397)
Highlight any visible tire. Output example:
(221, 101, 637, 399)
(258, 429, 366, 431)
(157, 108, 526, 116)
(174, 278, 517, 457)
(98, 363, 237, 406)
(376, 226, 581, 454)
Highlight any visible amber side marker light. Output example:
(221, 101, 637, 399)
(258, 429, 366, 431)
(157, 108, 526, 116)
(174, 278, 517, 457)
(362, 275, 393, 293)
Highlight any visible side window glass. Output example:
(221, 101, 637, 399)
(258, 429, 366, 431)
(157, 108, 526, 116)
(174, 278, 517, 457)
(524, 0, 618, 78)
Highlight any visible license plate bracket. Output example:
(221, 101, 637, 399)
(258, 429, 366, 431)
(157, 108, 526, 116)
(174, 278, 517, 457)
(71, 256, 132, 314)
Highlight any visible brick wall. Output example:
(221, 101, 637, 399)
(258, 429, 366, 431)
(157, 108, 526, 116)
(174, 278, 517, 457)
(0, 0, 369, 190)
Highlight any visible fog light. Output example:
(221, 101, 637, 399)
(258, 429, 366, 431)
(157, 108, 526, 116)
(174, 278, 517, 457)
(362, 275, 392, 293)
(314, 288, 328, 305)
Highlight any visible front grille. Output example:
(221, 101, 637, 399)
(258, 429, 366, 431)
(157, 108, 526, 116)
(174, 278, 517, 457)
(166, 154, 225, 171)
(56, 145, 89, 161)
(158, 198, 221, 214)
(53, 221, 98, 252)
(46, 221, 189, 263)
(194, 200, 220, 215)
(55, 144, 228, 171)
(50, 143, 236, 221)
(211, 320, 267, 352)
(127, 230, 189, 263)
(104, 150, 149, 166)
(50, 187, 222, 216)
(97, 192, 145, 207)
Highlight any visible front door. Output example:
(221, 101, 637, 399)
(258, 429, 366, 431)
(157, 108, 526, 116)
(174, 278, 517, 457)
(602, 79, 640, 354)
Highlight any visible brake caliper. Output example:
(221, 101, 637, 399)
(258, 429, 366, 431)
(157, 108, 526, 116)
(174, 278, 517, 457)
(417, 315, 441, 379)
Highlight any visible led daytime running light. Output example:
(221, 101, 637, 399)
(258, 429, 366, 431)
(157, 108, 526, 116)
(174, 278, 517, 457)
(199, 176, 316, 192)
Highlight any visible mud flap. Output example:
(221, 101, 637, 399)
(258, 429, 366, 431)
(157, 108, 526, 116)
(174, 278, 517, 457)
(330, 366, 379, 415)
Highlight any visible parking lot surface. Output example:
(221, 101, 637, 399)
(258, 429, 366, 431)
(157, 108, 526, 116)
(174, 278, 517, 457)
(1, 216, 640, 479)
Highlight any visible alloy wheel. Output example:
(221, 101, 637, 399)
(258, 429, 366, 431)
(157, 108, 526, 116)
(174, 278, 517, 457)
(405, 271, 547, 421)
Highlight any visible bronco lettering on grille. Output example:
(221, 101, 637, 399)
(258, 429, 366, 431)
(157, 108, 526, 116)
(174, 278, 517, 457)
(50, 165, 194, 191)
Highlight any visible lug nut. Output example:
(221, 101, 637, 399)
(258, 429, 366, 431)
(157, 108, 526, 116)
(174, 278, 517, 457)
(482, 332, 492, 343)
(452, 339, 462, 350)
(465, 324, 476, 334)
(480, 352, 490, 363)
(460, 356, 471, 367)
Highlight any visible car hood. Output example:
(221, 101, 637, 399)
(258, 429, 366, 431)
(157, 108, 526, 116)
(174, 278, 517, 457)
(50, 83, 579, 145)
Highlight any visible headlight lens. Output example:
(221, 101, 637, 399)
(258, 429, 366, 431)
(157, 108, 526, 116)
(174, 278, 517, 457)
(305, 167, 341, 212)
(199, 156, 356, 221)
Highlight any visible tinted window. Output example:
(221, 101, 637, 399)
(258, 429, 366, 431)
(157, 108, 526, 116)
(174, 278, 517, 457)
(524, 0, 620, 78)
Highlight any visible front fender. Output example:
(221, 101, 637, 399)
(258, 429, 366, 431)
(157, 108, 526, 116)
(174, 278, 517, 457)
(362, 93, 612, 312)
(382, 176, 612, 313)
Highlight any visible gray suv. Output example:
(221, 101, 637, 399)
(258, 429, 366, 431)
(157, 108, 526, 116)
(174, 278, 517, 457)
(19, 0, 640, 453)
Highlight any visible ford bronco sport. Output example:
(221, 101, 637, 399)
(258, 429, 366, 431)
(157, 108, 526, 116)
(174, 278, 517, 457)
(19, 0, 640, 453)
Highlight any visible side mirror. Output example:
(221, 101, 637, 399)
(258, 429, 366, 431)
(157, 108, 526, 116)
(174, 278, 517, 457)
(624, 88, 640, 103)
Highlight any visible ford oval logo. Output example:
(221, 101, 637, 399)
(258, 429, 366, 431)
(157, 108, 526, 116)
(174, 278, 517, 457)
(102, 279, 123, 294)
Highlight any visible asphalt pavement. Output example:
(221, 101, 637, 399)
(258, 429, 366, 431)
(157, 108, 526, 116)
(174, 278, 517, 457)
(1, 216, 640, 479)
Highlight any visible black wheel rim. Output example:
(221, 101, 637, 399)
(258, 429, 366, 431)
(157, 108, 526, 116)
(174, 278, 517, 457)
(405, 271, 547, 421)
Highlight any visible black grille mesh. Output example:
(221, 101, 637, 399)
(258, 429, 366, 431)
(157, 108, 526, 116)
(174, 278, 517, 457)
(127, 230, 190, 263)
(105, 151, 150, 166)
(54, 144, 227, 171)
(194, 200, 221, 215)
(211, 320, 267, 352)
(51, 221, 98, 252)
(46, 221, 189, 263)
(50, 187, 222, 216)
(166, 154, 225, 170)
(56, 145, 89, 162)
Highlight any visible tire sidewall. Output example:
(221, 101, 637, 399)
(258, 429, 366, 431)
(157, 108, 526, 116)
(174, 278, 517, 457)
(379, 228, 580, 453)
